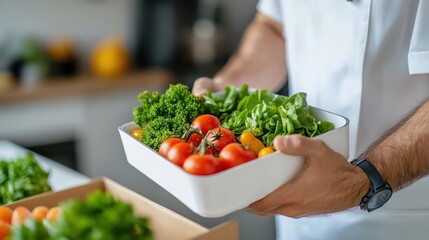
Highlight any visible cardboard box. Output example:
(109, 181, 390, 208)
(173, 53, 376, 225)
(118, 107, 349, 218)
(5, 177, 239, 240)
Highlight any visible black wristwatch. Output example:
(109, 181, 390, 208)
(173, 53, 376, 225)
(351, 155, 392, 212)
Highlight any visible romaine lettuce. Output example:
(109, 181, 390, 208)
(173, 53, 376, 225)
(204, 86, 334, 146)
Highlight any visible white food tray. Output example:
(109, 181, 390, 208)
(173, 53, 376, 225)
(118, 105, 349, 217)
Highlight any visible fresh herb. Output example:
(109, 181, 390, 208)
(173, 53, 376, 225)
(133, 84, 205, 150)
(9, 191, 153, 240)
(204, 86, 335, 146)
(0, 153, 51, 205)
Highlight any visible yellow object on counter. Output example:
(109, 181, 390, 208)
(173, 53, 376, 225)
(90, 36, 130, 79)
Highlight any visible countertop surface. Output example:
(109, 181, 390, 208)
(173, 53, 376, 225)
(0, 140, 90, 190)
(0, 70, 174, 105)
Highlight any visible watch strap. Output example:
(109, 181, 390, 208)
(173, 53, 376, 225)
(351, 155, 392, 212)
(351, 157, 385, 190)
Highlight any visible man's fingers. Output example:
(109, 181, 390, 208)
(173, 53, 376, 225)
(273, 134, 325, 158)
(249, 135, 322, 215)
(192, 77, 226, 96)
(248, 182, 295, 215)
(192, 77, 214, 96)
(269, 205, 307, 219)
(248, 196, 280, 216)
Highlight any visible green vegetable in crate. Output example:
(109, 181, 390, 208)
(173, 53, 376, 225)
(8, 191, 153, 240)
(0, 153, 51, 205)
(133, 84, 205, 150)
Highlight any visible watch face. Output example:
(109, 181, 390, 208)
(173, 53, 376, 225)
(367, 189, 392, 210)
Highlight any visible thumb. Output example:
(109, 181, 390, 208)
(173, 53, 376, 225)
(273, 134, 323, 158)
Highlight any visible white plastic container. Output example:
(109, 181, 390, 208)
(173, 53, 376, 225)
(118, 106, 349, 218)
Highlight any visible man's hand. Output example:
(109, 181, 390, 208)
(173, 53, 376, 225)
(249, 134, 370, 218)
(192, 77, 226, 97)
(191, 12, 287, 97)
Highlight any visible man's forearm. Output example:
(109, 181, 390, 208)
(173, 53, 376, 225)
(214, 13, 287, 92)
(365, 98, 429, 191)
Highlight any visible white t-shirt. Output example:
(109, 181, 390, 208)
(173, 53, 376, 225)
(257, 0, 429, 239)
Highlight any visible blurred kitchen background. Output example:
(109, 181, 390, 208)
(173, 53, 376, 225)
(0, 0, 280, 239)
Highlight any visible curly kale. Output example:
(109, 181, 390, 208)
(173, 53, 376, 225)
(141, 117, 190, 150)
(133, 84, 205, 150)
(133, 90, 161, 127)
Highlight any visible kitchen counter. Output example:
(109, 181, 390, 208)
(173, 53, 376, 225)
(0, 70, 174, 105)
(0, 140, 90, 190)
(0, 69, 174, 178)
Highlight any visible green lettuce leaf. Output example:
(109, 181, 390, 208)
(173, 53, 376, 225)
(215, 89, 334, 146)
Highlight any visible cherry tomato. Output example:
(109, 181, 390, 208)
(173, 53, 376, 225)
(11, 206, 31, 225)
(192, 114, 221, 135)
(167, 142, 194, 167)
(32, 206, 49, 221)
(207, 127, 236, 151)
(0, 220, 10, 240)
(0, 207, 13, 225)
(159, 137, 185, 158)
(219, 143, 257, 170)
(204, 147, 216, 156)
(130, 128, 144, 140)
(239, 131, 265, 155)
(258, 146, 275, 158)
(183, 154, 220, 175)
(188, 133, 203, 146)
(46, 207, 61, 222)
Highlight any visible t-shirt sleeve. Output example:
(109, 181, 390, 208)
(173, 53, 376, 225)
(257, 0, 283, 23)
(408, 0, 429, 75)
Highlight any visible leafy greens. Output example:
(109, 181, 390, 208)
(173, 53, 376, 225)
(9, 191, 153, 240)
(203, 84, 250, 122)
(0, 153, 51, 205)
(204, 85, 335, 146)
(133, 84, 205, 150)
